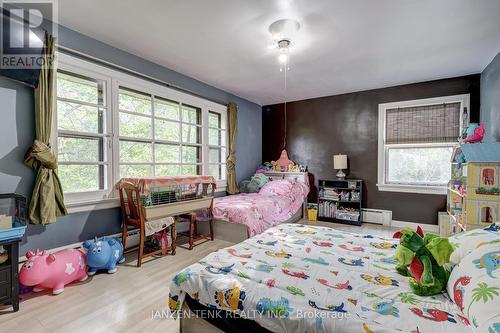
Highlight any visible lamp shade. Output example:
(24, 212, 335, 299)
(333, 154, 347, 169)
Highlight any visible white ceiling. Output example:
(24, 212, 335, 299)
(58, 0, 500, 105)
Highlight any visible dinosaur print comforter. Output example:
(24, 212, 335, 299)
(168, 224, 472, 333)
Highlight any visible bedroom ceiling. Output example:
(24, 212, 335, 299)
(57, 0, 500, 105)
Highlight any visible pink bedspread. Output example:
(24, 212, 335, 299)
(212, 180, 309, 236)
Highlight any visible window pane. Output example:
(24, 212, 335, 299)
(155, 119, 180, 141)
(209, 148, 226, 164)
(155, 144, 179, 163)
(182, 105, 201, 124)
(181, 164, 200, 176)
(119, 112, 152, 139)
(58, 137, 100, 162)
(182, 125, 200, 144)
(57, 72, 99, 104)
(58, 164, 100, 192)
(155, 98, 180, 120)
(57, 101, 101, 133)
(183, 146, 201, 163)
(156, 164, 180, 176)
(119, 88, 151, 115)
(209, 164, 220, 180)
(209, 129, 226, 146)
(120, 141, 152, 163)
(209, 164, 226, 180)
(209, 111, 225, 129)
(387, 146, 453, 185)
(120, 164, 152, 178)
(208, 112, 220, 128)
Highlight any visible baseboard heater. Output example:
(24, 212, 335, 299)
(361, 208, 392, 226)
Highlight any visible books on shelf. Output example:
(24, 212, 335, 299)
(317, 179, 363, 225)
(318, 200, 337, 218)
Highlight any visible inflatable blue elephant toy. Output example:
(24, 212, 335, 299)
(83, 237, 125, 275)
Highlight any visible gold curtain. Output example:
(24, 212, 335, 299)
(24, 33, 67, 224)
(226, 102, 239, 194)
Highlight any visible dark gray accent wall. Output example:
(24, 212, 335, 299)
(262, 75, 481, 225)
(481, 51, 500, 142)
(0, 25, 261, 254)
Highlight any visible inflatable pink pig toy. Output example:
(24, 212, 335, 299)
(19, 249, 88, 295)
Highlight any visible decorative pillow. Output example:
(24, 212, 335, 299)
(448, 223, 500, 266)
(259, 179, 295, 196)
(250, 173, 270, 188)
(447, 242, 500, 332)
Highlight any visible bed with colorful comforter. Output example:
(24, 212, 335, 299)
(212, 179, 309, 237)
(169, 223, 474, 333)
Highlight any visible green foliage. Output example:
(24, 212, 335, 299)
(56, 74, 224, 192)
(387, 147, 453, 185)
(476, 187, 500, 194)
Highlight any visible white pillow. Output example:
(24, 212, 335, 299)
(447, 242, 500, 332)
(448, 224, 500, 265)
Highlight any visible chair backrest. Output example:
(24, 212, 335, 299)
(118, 181, 142, 222)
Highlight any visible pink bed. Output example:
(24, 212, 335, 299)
(212, 179, 309, 236)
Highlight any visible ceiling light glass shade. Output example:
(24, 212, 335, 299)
(278, 53, 288, 64)
(268, 19, 300, 42)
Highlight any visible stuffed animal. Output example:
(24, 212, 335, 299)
(19, 249, 87, 295)
(272, 150, 294, 168)
(256, 162, 274, 173)
(239, 173, 271, 193)
(83, 237, 125, 275)
(239, 180, 260, 193)
(463, 123, 485, 143)
(393, 226, 453, 296)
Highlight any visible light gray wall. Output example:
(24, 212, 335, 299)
(481, 51, 500, 142)
(0, 24, 261, 254)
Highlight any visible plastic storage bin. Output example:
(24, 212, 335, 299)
(0, 194, 28, 241)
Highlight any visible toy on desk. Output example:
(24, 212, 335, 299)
(463, 123, 485, 143)
(19, 249, 88, 295)
(83, 237, 125, 275)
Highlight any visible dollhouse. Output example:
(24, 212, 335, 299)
(447, 143, 500, 235)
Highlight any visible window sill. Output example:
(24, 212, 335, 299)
(65, 198, 121, 214)
(377, 184, 447, 195)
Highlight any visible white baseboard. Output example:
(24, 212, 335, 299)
(390, 220, 439, 233)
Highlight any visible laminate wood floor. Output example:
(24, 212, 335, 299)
(0, 220, 397, 333)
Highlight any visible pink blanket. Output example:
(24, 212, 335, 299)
(212, 180, 309, 236)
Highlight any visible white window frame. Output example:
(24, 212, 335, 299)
(54, 53, 227, 212)
(377, 94, 470, 195)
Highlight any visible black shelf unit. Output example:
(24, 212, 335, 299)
(0, 238, 20, 312)
(317, 179, 363, 226)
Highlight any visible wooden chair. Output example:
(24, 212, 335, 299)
(118, 181, 176, 267)
(177, 211, 214, 250)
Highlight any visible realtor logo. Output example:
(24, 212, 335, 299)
(0, 0, 57, 69)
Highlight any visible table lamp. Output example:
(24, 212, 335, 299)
(333, 154, 347, 180)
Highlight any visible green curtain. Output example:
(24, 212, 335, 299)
(226, 102, 239, 194)
(24, 33, 67, 224)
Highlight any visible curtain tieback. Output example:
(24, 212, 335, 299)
(24, 140, 58, 170)
(226, 153, 236, 170)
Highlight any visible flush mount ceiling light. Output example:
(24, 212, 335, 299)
(268, 18, 300, 71)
